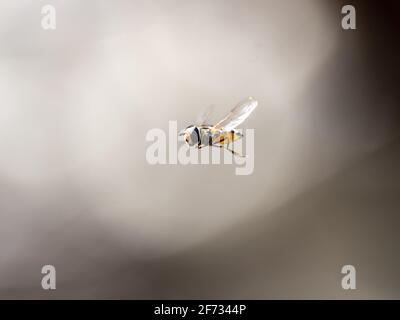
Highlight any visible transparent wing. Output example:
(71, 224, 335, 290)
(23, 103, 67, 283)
(214, 97, 258, 131)
(197, 104, 215, 125)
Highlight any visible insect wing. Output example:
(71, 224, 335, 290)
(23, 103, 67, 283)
(214, 97, 258, 131)
(197, 104, 215, 126)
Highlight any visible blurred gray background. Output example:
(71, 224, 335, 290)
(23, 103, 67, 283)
(0, 0, 399, 298)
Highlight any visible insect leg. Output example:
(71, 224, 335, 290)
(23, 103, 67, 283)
(212, 144, 245, 157)
(226, 146, 246, 158)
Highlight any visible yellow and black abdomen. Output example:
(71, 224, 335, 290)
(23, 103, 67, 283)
(213, 130, 243, 145)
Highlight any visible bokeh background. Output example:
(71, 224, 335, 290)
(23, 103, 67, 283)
(0, 0, 399, 299)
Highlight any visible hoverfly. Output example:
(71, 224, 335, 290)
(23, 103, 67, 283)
(179, 97, 258, 157)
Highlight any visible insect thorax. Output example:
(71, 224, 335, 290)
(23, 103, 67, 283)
(197, 126, 222, 146)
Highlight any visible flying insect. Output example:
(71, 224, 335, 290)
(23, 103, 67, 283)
(179, 97, 258, 157)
